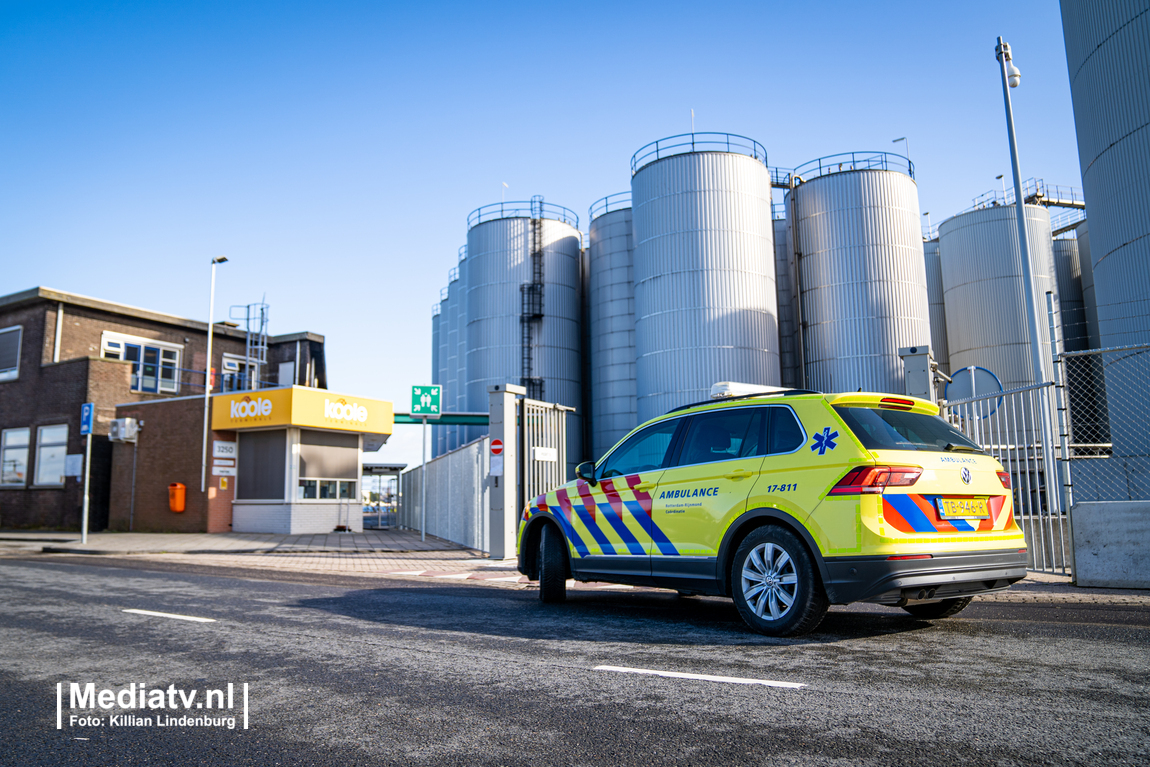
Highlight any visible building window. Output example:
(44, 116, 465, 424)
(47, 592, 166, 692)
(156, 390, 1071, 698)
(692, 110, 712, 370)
(34, 425, 68, 487)
(0, 325, 22, 383)
(101, 332, 182, 394)
(1, 428, 30, 486)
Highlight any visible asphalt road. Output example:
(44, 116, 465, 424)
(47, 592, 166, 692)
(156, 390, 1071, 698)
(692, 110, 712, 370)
(1, 556, 1147, 766)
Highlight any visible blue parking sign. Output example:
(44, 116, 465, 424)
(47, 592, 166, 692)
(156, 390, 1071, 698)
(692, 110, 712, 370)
(80, 403, 94, 436)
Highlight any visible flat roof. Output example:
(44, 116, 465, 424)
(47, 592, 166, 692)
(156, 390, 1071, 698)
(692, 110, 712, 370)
(0, 287, 324, 344)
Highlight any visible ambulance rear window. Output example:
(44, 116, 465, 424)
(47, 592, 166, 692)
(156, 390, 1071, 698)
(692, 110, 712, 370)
(833, 407, 983, 453)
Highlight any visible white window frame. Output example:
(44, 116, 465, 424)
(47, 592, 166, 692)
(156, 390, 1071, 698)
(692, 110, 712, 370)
(100, 332, 183, 394)
(1, 427, 30, 487)
(0, 324, 22, 383)
(33, 424, 69, 488)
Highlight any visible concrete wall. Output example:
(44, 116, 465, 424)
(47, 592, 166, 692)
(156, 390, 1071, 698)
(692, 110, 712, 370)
(1071, 501, 1150, 589)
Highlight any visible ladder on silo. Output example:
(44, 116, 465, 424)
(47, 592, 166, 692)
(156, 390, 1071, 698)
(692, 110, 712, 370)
(520, 196, 546, 401)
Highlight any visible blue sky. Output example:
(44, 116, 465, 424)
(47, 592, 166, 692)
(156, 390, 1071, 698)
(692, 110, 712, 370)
(0, 0, 1081, 468)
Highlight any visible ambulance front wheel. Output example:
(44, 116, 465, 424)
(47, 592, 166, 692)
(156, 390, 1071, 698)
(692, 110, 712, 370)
(732, 526, 828, 637)
(538, 523, 568, 604)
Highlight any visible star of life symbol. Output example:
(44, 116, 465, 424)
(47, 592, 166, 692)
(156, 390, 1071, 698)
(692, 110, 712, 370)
(810, 427, 839, 455)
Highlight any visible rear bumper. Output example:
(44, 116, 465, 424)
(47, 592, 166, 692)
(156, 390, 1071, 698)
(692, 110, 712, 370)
(823, 549, 1028, 605)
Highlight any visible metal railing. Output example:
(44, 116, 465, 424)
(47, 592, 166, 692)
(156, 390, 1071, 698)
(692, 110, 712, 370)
(769, 167, 793, 188)
(792, 151, 914, 181)
(399, 437, 490, 551)
(458, 244, 467, 261)
(631, 132, 767, 175)
(1050, 207, 1087, 237)
(941, 381, 1068, 574)
(589, 192, 632, 222)
(959, 178, 1084, 216)
(467, 200, 579, 229)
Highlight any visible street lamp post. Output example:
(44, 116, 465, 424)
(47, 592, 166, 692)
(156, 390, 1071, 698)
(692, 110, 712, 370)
(995, 37, 1047, 389)
(201, 257, 228, 493)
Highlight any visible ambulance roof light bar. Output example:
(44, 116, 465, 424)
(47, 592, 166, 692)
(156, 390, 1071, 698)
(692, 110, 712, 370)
(710, 382, 793, 399)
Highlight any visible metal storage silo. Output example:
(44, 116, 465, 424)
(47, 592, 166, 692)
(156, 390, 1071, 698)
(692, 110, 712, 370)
(431, 302, 442, 458)
(465, 197, 583, 471)
(1062, 2, 1150, 497)
(937, 203, 1058, 391)
(787, 152, 931, 394)
(436, 287, 450, 457)
(1061, 0, 1150, 350)
(587, 193, 637, 458)
(455, 245, 475, 445)
(774, 215, 800, 388)
(1052, 237, 1089, 352)
(1075, 220, 1102, 349)
(630, 133, 779, 422)
(443, 267, 461, 451)
(923, 239, 950, 375)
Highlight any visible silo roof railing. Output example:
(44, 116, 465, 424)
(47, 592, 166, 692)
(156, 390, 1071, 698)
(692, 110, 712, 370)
(458, 244, 467, 261)
(439, 287, 449, 301)
(448, 266, 459, 283)
(589, 192, 632, 222)
(467, 200, 579, 229)
(432, 303, 441, 317)
(956, 178, 1085, 217)
(792, 151, 914, 181)
(631, 132, 768, 175)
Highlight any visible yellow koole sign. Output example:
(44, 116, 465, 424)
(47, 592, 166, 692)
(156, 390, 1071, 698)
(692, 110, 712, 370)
(211, 387, 393, 435)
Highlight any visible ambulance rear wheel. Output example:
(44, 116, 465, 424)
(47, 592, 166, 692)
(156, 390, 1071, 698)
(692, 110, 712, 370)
(732, 526, 827, 637)
(902, 597, 972, 619)
(538, 523, 568, 604)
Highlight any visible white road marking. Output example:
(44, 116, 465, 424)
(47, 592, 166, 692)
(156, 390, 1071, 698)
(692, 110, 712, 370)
(122, 609, 216, 623)
(388, 570, 426, 575)
(486, 575, 524, 582)
(595, 584, 634, 589)
(434, 572, 473, 579)
(594, 665, 805, 689)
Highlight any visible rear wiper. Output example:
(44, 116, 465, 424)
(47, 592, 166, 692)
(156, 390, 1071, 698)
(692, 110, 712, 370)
(945, 443, 983, 453)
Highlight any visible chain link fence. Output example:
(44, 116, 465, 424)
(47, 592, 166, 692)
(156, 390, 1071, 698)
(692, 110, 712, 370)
(1058, 343, 1150, 503)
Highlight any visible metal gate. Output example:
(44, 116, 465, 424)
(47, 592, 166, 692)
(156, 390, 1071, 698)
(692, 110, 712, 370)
(940, 382, 1070, 574)
(519, 398, 572, 508)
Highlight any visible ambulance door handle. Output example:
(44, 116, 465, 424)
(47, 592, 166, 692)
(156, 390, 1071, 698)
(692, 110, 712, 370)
(634, 482, 656, 493)
(725, 469, 753, 480)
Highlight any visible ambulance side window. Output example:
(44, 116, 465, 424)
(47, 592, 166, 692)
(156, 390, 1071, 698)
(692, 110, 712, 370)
(675, 408, 761, 467)
(766, 407, 805, 454)
(599, 419, 681, 478)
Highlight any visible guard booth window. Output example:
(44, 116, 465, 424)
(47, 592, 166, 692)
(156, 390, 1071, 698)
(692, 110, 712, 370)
(297, 429, 358, 501)
(236, 430, 286, 500)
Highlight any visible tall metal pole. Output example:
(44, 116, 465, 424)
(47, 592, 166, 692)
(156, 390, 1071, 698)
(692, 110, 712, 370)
(201, 259, 220, 493)
(996, 37, 1047, 388)
(420, 416, 428, 542)
(80, 432, 91, 544)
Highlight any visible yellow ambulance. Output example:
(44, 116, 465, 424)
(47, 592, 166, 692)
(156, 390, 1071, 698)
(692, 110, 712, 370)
(516, 389, 1028, 636)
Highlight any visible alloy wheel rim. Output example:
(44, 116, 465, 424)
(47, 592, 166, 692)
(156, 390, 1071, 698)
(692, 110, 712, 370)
(741, 542, 798, 621)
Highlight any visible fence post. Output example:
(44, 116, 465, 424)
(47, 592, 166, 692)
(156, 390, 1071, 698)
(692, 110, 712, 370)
(488, 384, 525, 559)
(1046, 293, 1075, 577)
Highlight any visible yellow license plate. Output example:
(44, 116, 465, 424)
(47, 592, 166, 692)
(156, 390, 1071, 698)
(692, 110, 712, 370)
(937, 497, 989, 519)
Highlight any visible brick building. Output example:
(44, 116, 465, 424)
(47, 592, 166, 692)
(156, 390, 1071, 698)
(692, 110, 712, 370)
(0, 287, 326, 530)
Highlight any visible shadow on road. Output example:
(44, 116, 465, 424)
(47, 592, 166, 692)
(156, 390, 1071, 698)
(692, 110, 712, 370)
(294, 585, 936, 646)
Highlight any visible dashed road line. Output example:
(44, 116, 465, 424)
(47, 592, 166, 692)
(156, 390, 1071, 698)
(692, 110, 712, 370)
(594, 665, 805, 689)
(122, 608, 216, 623)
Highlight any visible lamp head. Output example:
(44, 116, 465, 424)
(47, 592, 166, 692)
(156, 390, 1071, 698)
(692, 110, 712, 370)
(212, 256, 229, 264)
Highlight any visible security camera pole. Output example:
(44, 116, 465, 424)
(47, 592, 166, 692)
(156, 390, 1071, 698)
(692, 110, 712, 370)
(995, 37, 1045, 389)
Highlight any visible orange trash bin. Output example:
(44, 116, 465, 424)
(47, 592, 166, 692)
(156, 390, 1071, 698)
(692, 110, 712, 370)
(168, 482, 186, 513)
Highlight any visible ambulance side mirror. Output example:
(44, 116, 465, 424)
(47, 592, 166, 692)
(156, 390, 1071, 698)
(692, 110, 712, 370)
(575, 461, 597, 487)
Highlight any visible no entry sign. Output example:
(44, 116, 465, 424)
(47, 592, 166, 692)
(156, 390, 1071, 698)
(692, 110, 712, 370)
(491, 439, 504, 455)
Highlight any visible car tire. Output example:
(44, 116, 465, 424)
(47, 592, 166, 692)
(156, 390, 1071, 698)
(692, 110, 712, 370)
(538, 523, 567, 604)
(731, 526, 828, 637)
(902, 597, 972, 619)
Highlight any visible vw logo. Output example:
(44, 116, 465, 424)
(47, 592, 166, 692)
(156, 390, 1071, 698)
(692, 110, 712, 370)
(960, 467, 972, 485)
